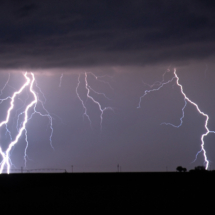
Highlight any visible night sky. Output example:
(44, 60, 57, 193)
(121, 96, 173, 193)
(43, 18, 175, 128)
(0, 0, 215, 172)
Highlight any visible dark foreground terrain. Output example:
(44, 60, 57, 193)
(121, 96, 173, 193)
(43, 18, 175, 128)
(0, 172, 214, 212)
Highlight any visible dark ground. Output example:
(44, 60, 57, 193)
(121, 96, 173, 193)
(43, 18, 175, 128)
(0, 172, 214, 212)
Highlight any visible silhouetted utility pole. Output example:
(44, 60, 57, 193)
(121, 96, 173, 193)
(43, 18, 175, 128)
(71, 165, 73, 173)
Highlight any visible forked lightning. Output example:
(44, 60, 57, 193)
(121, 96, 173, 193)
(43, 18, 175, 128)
(0, 72, 53, 174)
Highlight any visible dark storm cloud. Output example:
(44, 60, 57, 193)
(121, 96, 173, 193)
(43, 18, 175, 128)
(14, 3, 38, 18)
(0, 0, 215, 70)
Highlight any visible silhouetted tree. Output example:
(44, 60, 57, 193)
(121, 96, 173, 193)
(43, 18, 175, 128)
(176, 166, 187, 172)
(194, 166, 206, 171)
(176, 166, 183, 172)
(182, 167, 187, 172)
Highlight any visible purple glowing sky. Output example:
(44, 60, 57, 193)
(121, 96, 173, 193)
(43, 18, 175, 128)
(0, 1, 215, 172)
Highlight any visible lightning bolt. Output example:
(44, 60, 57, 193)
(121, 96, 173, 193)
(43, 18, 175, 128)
(138, 68, 214, 169)
(84, 72, 113, 130)
(35, 80, 47, 104)
(0, 73, 10, 96)
(22, 79, 54, 167)
(75, 74, 92, 126)
(137, 72, 176, 109)
(0, 72, 34, 173)
(141, 69, 170, 89)
(161, 69, 215, 170)
(59, 73, 64, 88)
(87, 72, 114, 91)
(0, 72, 54, 174)
(161, 99, 187, 128)
(75, 72, 113, 130)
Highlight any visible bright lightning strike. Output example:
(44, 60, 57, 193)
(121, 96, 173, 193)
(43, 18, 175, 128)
(162, 69, 215, 170)
(0, 72, 54, 174)
(138, 68, 214, 169)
